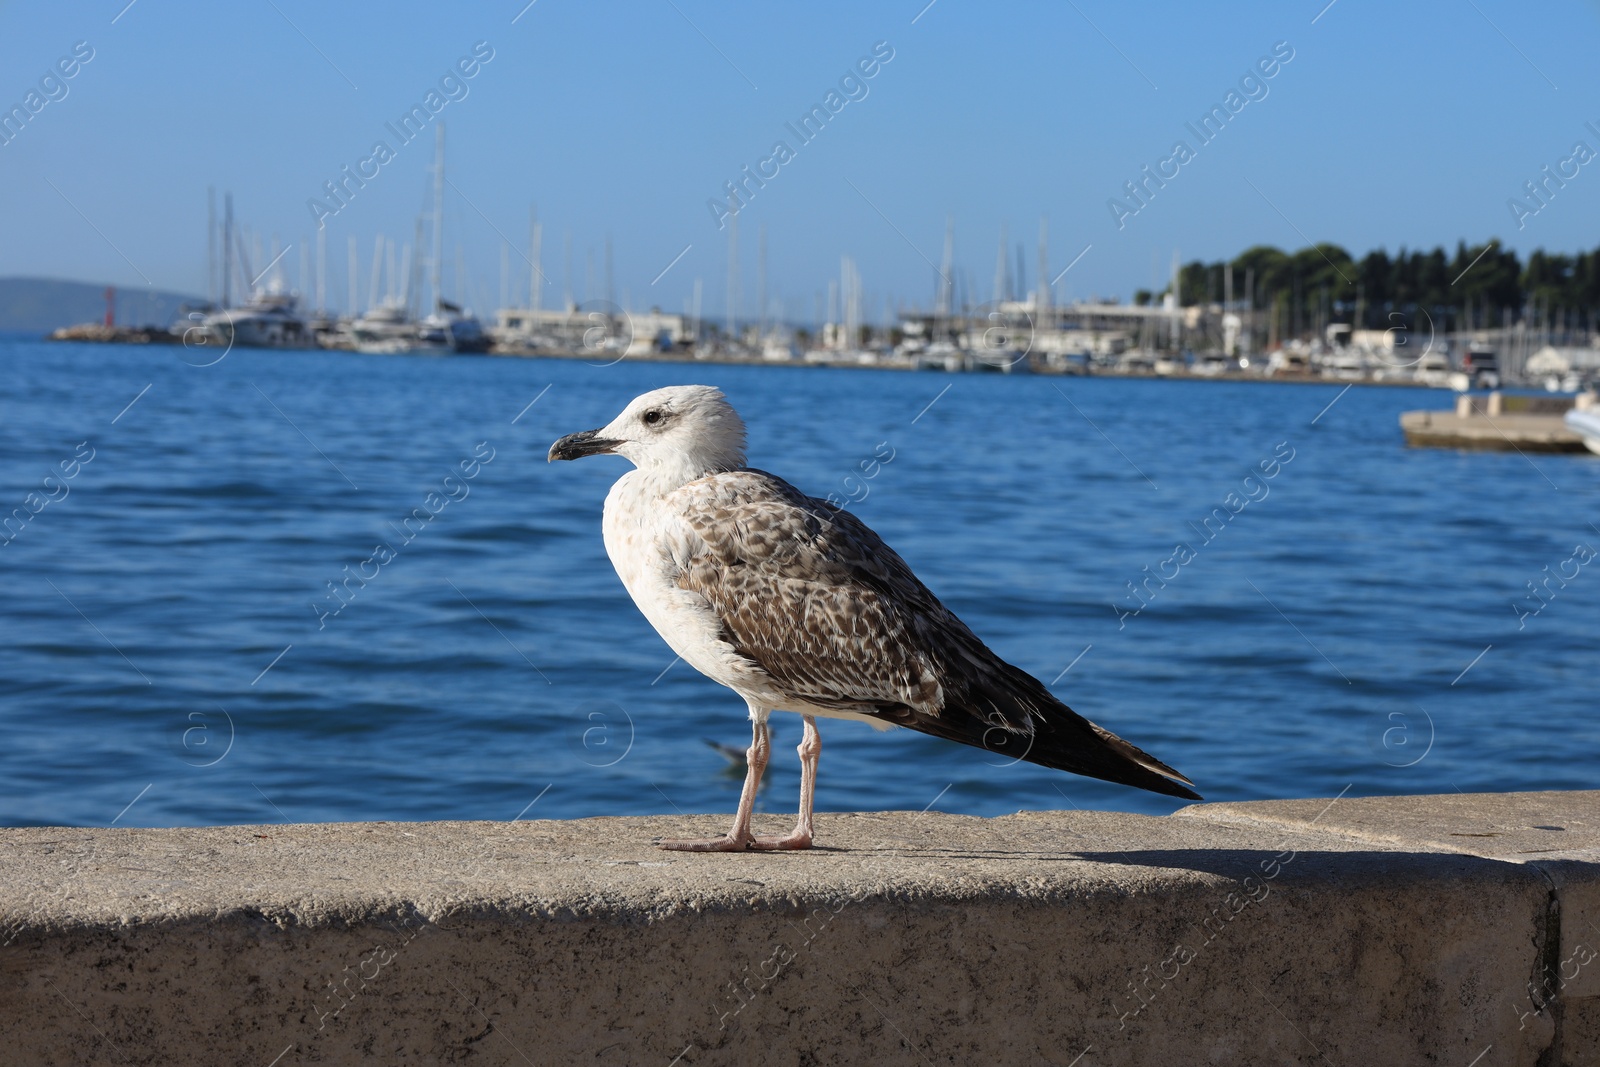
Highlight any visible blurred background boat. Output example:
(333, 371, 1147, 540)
(191, 193, 313, 350)
(1565, 400, 1600, 455)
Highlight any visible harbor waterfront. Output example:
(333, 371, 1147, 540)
(6, 4, 1600, 1062)
(45, 281, 1600, 391)
(2, 335, 1597, 829)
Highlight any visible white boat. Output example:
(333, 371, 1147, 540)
(965, 348, 1029, 373)
(416, 125, 488, 354)
(349, 301, 426, 354)
(1320, 348, 1369, 380)
(199, 288, 311, 349)
(959, 317, 1030, 373)
(914, 340, 963, 373)
(347, 126, 488, 356)
(1117, 350, 1157, 374)
(1191, 352, 1235, 376)
(196, 193, 314, 350)
(346, 300, 487, 357)
(419, 302, 490, 354)
(1414, 351, 1454, 388)
(760, 333, 798, 361)
(1565, 405, 1600, 455)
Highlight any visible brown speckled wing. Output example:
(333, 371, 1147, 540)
(666, 468, 1203, 801)
(670, 469, 1001, 724)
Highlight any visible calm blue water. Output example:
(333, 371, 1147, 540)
(2, 336, 1597, 829)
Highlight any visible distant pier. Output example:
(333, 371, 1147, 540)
(1400, 392, 1592, 452)
(46, 322, 180, 345)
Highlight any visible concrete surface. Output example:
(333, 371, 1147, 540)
(2, 792, 1597, 1066)
(1455, 393, 1583, 418)
(1399, 408, 1587, 451)
(1189, 790, 1600, 1004)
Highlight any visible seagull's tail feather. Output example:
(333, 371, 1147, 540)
(1050, 719, 1202, 801)
(975, 710, 1200, 800)
(915, 652, 1201, 801)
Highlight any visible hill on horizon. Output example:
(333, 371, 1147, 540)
(0, 277, 204, 334)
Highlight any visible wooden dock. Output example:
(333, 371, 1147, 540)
(1400, 392, 1592, 452)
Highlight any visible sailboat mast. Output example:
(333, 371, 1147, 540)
(1015, 244, 1025, 311)
(405, 222, 422, 317)
(529, 206, 542, 315)
(992, 223, 1007, 305)
(757, 222, 767, 339)
(206, 186, 217, 307)
(936, 214, 953, 318)
(368, 234, 384, 312)
(1170, 249, 1180, 349)
(726, 193, 738, 339)
(221, 193, 233, 307)
(1037, 215, 1049, 321)
(430, 122, 445, 315)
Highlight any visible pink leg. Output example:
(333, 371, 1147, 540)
(658, 714, 770, 852)
(753, 715, 819, 851)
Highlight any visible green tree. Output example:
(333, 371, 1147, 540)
(1177, 260, 1209, 306)
(1230, 245, 1290, 306)
(1523, 250, 1573, 307)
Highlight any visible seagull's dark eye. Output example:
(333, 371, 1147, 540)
(643, 409, 664, 426)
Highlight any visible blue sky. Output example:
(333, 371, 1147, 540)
(2, 0, 1598, 321)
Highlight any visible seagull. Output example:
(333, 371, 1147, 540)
(549, 385, 1198, 852)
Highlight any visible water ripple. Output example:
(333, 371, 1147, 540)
(1, 337, 1595, 827)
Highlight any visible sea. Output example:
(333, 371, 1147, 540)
(2, 335, 1596, 829)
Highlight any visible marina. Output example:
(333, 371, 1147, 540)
(34, 174, 1600, 396)
(43, 253, 1600, 398)
(45, 281, 1600, 395)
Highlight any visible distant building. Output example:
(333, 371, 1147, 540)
(1526, 344, 1600, 377)
(631, 309, 694, 347)
(495, 307, 575, 335)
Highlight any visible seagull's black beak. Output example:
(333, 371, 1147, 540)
(548, 429, 621, 462)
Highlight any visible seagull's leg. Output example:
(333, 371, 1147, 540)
(753, 715, 818, 851)
(658, 711, 769, 852)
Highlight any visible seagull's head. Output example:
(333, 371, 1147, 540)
(548, 385, 748, 483)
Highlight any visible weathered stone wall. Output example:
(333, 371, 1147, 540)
(1, 791, 1595, 1065)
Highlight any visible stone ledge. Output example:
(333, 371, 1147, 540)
(1, 793, 1596, 1066)
(1399, 409, 1588, 451)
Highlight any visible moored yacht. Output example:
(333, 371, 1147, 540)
(198, 287, 311, 349)
(348, 301, 421, 354)
(418, 300, 490, 354)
